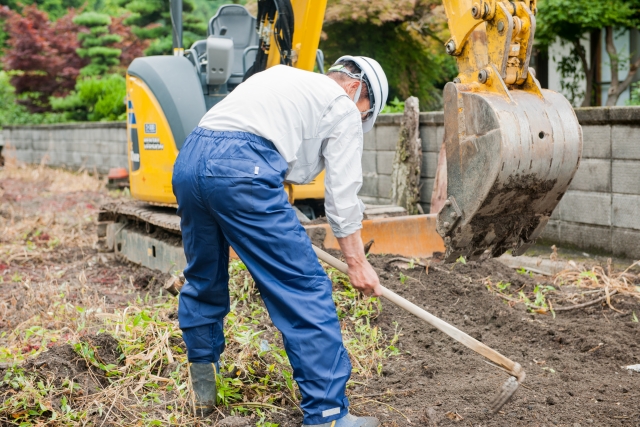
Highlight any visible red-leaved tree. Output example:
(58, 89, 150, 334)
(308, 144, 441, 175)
(0, 6, 88, 112)
(109, 15, 149, 69)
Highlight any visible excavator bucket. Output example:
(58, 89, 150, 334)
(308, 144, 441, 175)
(437, 0, 583, 262)
(436, 83, 582, 262)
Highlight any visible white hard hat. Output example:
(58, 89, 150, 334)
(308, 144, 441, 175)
(333, 55, 389, 133)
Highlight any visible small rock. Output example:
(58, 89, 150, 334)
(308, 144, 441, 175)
(546, 396, 556, 405)
(586, 419, 594, 424)
(422, 407, 441, 426)
(527, 405, 533, 410)
(574, 423, 581, 427)
(422, 365, 436, 378)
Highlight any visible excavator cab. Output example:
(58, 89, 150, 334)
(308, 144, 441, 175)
(185, 5, 259, 109)
(436, 0, 583, 262)
(124, 0, 328, 206)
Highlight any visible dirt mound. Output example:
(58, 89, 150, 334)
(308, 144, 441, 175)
(85, 333, 121, 366)
(269, 256, 639, 427)
(22, 344, 84, 384)
(6, 334, 123, 397)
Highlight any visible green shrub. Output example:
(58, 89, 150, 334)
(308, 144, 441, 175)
(50, 74, 126, 122)
(321, 21, 457, 111)
(0, 71, 66, 127)
(627, 82, 640, 106)
(381, 97, 405, 114)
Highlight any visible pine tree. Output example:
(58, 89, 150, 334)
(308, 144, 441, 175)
(74, 12, 122, 76)
(118, 0, 206, 55)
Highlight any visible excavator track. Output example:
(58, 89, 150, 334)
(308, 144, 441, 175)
(100, 201, 181, 234)
(98, 201, 445, 273)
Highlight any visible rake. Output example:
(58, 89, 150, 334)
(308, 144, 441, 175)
(313, 245, 525, 413)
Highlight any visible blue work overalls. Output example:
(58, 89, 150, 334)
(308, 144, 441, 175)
(172, 128, 352, 425)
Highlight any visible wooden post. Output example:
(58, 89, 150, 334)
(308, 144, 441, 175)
(430, 142, 447, 214)
(390, 96, 423, 214)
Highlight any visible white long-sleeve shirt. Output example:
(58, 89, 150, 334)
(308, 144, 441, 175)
(199, 65, 365, 238)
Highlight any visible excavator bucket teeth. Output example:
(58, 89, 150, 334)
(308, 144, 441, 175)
(437, 82, 583, 263)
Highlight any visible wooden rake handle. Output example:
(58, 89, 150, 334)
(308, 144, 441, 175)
(312, 245, 525, 381)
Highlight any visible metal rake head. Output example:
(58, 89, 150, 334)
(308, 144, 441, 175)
(490, 376, 519, 413)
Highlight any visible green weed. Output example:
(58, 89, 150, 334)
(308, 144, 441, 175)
(486, 278, 556, 314)
(399, 272, 408, 285)
(516, 267, 534, 278)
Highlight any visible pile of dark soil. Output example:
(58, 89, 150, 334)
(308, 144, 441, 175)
(0, 334, 122, 409)
(271, 256, 639, 427)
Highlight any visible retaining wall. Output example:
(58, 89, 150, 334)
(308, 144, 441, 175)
(358, 112, 444, 214)
(542, 108, 640, 259)
(3, 107, 639, 258)
(356, 108, 640, 259)
(1, 122, 127, 174)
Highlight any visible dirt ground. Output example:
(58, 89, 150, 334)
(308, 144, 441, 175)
(0, 165, 178, 426)
(1, 165, 639, 427)
(0, 165, 169, 340)
(357, 257, 639, 427)
(262, 255, 640, 427)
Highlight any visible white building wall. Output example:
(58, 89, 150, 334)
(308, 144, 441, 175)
(547, 29, 637, 106)
(600, 29, 631, 106)
(547, 37, 589, 106)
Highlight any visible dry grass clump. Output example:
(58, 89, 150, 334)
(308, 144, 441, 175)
(550, 260, 640, 314)
(1, 159, 104, 194)
(554, 260, 640, 300)
(486, 257, 640, 316)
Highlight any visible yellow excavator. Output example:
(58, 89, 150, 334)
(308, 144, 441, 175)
(100, 0, 582, 271)
(124, 0, 327, 208)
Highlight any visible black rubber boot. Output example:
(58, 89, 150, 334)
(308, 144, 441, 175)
(189, 362, 217, 417)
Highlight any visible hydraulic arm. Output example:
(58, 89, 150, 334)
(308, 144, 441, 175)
(437, 0, 582, 262)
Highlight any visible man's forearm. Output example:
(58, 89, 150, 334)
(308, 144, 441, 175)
(336, 229, 366, 267)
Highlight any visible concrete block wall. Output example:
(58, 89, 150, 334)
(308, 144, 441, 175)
(358, 112, 444, 214)
(1, 122, 127, 174)
(541, 107, 640, 259)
